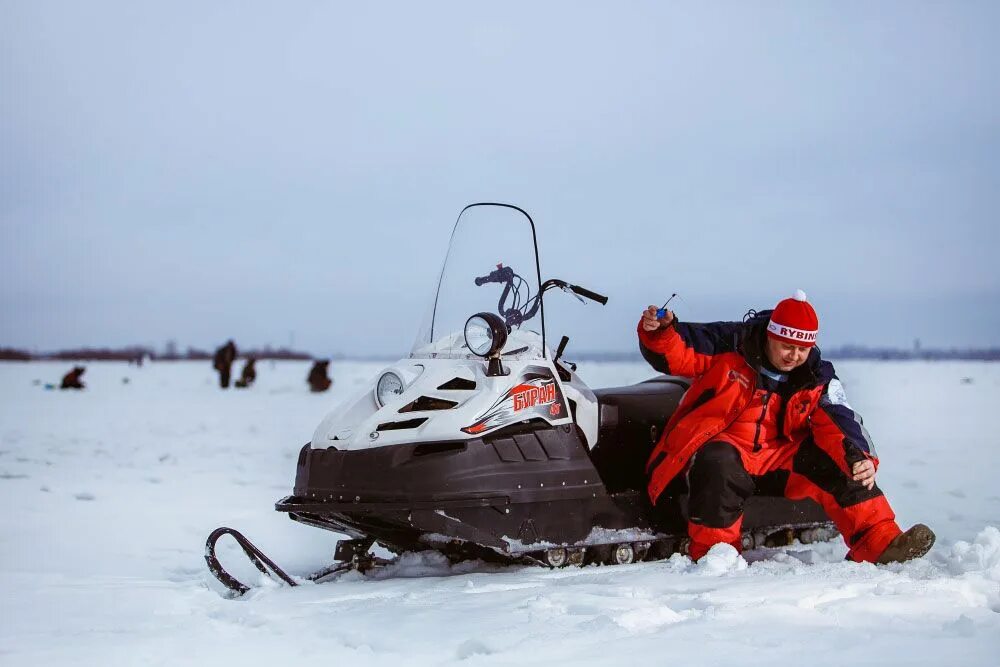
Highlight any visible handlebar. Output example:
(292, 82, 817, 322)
(541, 279, 608, 305)
(474, 265, 514, 287)
(569, 284, 608, 305)
(474, 265, 608, 329)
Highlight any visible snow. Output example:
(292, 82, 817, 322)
(1, 359, 998, 665)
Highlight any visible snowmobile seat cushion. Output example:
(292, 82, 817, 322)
(590, 376, 690, 493)
(592, 376, 689, 435)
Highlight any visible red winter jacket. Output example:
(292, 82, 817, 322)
(638, 311, 878, 504)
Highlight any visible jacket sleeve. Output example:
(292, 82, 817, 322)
(808, 366, 879, 471)
(637, 318, 742, 378)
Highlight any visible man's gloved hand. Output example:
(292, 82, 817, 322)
(852, 459, 876, 490)
(642, 305, 675, 332)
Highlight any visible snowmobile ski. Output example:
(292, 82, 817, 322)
(205, 528, 393, 595)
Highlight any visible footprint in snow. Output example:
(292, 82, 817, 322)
(943, 615, 976, 637)
(0, 472, 29, 480)
(577, 614, 619, 632)
(565, 602, 604, 616)
(74, 492, 96, 501)
(902, 480, 920, 489)
(947, 489, 967, 499)
(455, 639, 493, 659)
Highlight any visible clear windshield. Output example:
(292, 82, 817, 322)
(411, 204, 547, 361)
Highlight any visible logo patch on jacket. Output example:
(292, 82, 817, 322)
(728, 370, 750, 388)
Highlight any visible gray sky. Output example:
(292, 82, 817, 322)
(2, 1, 998, 357)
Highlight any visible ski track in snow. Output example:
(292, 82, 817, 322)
(0, 360, 998, 666)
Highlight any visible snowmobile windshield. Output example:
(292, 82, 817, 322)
(411, 203, 547, 361)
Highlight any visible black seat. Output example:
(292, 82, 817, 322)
(590, 375, 690, 493)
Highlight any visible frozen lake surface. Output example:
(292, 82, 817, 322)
(1, 359, 997, 666)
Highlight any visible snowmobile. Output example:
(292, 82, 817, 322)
(206, 203, 836, 595)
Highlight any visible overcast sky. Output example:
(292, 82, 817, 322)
(2, 1, 998, 357)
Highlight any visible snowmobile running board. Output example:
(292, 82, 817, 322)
(206, 521, 838, 597)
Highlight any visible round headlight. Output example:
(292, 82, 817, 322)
(375, 371, 405, 407)
(464, 312, 508, 358)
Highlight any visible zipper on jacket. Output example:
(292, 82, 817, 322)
(752, 391, 772, 452)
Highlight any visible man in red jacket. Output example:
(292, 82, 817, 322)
(638, 291, 934, 564)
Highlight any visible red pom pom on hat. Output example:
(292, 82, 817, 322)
(767, 290, 819, 347)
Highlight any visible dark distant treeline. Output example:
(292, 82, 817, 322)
(822, 345, 1000, 361)
(0, 346, 313, 362)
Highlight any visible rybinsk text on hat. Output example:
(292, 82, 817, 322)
(766, 320, 818, 344)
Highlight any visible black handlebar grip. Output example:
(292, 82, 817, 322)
(475, 266, 512, 287)
(571, 284, 608, 305)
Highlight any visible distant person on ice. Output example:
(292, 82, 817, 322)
(60, 366, 86, 390)
(213, 340, 238, 389)
(307, 360, 332, 393)
(638, 290, 934, 564)
(234, 357, 257, 389)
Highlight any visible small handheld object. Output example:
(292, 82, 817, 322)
(656, 293, 677, 319)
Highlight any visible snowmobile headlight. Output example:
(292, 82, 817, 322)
(464, 312, 507, 358)
(375, 371, 405, 407)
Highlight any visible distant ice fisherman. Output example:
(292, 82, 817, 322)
(212, 340, 237, 389)
(307, 360, 332, 393)
(60, 366, 86, 390)
(234, 357, 256, 389)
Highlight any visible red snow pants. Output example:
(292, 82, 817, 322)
(683, 438, 901, 562)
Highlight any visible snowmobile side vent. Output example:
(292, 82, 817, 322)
(412, 441, 467, 457)
(376, 418, 428, 431)
(535, 428, 573, 460)
(437, 377, 477, 390)
(491, 437, 524, 463)
(514, 434, 547, 461)
(398, 396, 459, 413)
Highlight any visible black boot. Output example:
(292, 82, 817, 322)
(877, 524, 936, 564)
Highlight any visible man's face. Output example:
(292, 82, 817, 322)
(765, 338, 811, 372)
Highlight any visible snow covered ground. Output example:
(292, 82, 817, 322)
(1, 359, 997, 666)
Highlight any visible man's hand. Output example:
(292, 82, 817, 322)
(642, 305, 675, 332)
(852, 459, 876, 490)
